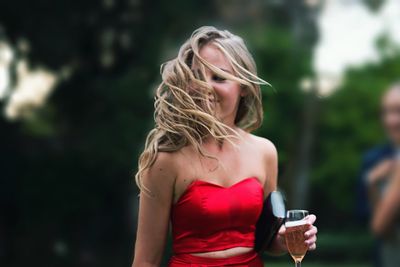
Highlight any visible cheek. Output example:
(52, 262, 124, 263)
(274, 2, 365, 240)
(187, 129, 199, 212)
(385, 114, 400, 127)
(213, 82, 242, 103)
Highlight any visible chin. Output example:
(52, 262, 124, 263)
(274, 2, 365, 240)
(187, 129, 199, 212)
(389, 134, 400, 144)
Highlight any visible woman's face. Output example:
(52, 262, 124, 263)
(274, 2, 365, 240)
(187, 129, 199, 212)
(194, 43, 244, 127)
(382, 88, 400, 144)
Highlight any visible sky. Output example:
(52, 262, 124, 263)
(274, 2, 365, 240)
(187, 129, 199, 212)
(312, 0, 400, 95)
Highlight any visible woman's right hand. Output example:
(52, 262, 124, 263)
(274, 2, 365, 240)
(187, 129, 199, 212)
(276, 214, 318, 252)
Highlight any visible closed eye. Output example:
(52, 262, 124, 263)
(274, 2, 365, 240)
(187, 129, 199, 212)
(212, 74, 226, 82)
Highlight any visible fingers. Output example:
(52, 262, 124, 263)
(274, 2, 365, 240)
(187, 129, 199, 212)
(305, 214, 317, 251)
(305, 225, 317, 251)
(308, 242, 317, 250)
(306, 214, 316, 225)
(305, 230, 317, 243)
(305, 225, 318, 238)
(305, 233, 317, 250)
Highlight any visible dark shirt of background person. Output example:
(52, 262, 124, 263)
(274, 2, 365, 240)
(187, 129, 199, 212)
(356, 83, 400, 267)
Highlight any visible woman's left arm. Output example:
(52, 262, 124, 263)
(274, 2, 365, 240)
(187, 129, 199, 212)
(260, 139, 318, 255)
(372, 162, 400, 236)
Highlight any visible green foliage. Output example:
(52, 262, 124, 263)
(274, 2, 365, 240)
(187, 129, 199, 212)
(0, 1, 218, 266)
(312, 54, 400, 213)
(247, 26, 311, 164)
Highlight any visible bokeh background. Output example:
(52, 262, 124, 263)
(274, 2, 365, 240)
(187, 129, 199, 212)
(1, 0, 400, 266)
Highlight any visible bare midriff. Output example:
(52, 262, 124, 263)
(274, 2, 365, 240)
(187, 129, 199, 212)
(190, 246, 253, 258)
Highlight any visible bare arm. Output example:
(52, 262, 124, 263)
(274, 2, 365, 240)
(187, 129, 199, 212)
(366, 159, 393, 210)
(132, 153, 176, 267)
(262, 140, 278, 197)
(259, 140, 286, 255)
(259, 139, 318, 255)
(372, 162, 400, 236)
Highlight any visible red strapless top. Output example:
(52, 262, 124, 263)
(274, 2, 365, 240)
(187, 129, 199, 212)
(171, 177, 264, 254)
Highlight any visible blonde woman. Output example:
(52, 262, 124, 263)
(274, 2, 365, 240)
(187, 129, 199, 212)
(132, 26, 317, 267)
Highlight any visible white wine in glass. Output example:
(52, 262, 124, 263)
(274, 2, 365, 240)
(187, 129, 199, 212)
(285, 210, 309, 267)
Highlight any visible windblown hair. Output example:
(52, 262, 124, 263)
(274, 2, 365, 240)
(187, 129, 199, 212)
(135, 26, 270, 192)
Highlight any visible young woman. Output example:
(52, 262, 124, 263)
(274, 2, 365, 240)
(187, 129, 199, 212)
(132, 26, 317, 267)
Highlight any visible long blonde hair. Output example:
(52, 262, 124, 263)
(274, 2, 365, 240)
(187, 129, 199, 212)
(135, 26, 270, 192)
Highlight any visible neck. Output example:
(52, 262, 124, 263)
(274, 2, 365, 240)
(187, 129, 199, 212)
(202, 126, 242, 150)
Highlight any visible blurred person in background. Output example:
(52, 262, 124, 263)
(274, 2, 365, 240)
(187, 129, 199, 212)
(131, 26, 317, 267)
(356, 83, 400, 267)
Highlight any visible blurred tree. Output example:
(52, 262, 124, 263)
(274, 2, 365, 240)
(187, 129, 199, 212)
(312, 53, 400, 225)
(244, 0, 318, 209)
(0, 0, 216, 266)
(363, 0, 385, 11)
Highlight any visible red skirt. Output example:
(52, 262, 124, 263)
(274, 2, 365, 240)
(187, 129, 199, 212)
(168, 250, 264, 267)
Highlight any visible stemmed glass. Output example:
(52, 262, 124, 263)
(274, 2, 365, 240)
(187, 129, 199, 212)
(285, 210, 309, 267)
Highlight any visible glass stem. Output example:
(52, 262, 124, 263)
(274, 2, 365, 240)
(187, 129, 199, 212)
(295, 260, 301, 267)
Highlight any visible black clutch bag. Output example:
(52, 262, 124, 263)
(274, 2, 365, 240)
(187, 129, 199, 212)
(254, 190, 286, 253)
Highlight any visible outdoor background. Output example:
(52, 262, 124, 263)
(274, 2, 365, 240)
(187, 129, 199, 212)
(1, 0, 399, 266)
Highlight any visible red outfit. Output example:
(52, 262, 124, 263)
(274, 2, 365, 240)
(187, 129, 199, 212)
(168, 177, 265, 267)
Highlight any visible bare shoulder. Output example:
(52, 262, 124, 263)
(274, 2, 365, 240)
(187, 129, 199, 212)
(247, 133, 278, 160)
(246, 133, 278, 193)
(146, 151, 177, 176)
(140, 151, 178, 195)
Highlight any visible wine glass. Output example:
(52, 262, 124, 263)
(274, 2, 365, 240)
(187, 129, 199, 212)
(285, 210, 309, 267)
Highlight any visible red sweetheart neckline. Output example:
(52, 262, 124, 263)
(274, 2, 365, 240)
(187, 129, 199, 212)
(173, 176, 264, 206)
(193, 176, 260, 189)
